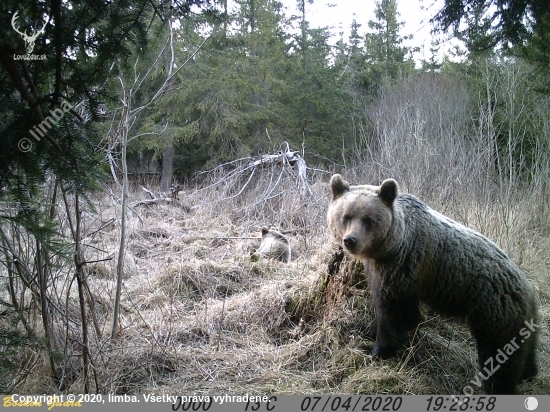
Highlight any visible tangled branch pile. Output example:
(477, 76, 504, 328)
(191, 143, 319, 224)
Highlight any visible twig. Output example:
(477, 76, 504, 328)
(215, 236, 257, 240)
(140, 186, 156, 200)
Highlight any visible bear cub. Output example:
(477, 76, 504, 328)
(251, 226, 291, 263)
(327, 174, 538, 394)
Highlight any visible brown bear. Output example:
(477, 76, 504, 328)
(251, 227, 291, 263)
(327, 174, 538, 394)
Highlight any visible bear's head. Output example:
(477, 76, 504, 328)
(261, 226, 288, 244)
(327, 174, 398, 259)
(251, 226, 291, 262)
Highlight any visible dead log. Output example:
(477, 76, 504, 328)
(131, 187, 191, 212)
(285, 245, 373, 346)
(320, 246, 369, 320)
(195, 141, 314, 205)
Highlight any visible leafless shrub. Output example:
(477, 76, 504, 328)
(349, 69, 550, 263)
(188, 143, 330, 240)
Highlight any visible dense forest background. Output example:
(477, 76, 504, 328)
(2, 0, 550, 190)
(1, 0, 549, 395)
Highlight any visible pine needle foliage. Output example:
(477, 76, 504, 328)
(0, 0, 211, 392)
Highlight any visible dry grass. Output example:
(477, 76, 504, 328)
(3, 67, 549, 395)
(2, 163, 549, 397)
(7, 166, 547, 396)
(2, 136, 549, 395)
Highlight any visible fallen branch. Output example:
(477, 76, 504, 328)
(194, 141, 314, 207)
(141, 186, 156, 200)
(215, 236, 258, 240)
(131, 187, 191, 211)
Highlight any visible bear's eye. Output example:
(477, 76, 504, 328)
(363, 217, 374, 229)
(342, 214, 351, 224)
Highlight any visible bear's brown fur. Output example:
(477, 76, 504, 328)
(327, 174, 538, 394)
(251, 227, 291, 263)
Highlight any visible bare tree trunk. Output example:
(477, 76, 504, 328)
(222, 0, 228, 46)
(73, 192, 90, 393)
(160, 16, 177, 194)
(111, 102, 129, 340)
(62, 189, 98, 392)
(160, 136, 174, 193)
(108, 13, 208, 340)
(36, 240, 59, 383)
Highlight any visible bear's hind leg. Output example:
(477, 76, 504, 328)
(482, 364, 520, 394)
(477, 345, 522, 394)
(520, 339, 538, 382)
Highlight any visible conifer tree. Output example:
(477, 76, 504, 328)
(0, 0, 210, 389)
(363, 0, 415, 85)
(432, 0, 550, 89)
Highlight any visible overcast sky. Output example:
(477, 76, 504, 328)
(280, 0, 456, 63)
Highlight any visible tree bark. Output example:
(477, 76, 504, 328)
(160, 136, 174, 192)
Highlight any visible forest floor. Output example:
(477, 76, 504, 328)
(17, 175, 550, 395)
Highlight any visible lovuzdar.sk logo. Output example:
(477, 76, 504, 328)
(11, 10, 49, 60)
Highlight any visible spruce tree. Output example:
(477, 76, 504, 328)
(0, 0, 211, 389)
(363, 0, 416, 85)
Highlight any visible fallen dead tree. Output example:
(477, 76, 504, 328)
(194, 142, 314, 206)
(131, 187, 191, 212)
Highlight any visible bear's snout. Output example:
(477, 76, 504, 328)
(343, 236, 357, 251)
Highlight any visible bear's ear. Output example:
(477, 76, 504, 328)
(261, 227, 269, 236)
(378, 179, 399, 206)
(330, 174, 350, 200)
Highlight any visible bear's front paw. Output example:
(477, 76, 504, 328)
(372, 342, 397, 359)
(366, 327, 377, 341)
